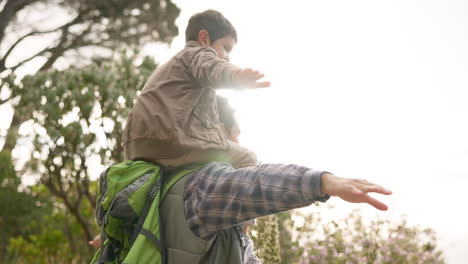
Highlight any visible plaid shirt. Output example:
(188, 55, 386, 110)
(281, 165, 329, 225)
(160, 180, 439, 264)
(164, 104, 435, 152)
(184, 162, 330, 240)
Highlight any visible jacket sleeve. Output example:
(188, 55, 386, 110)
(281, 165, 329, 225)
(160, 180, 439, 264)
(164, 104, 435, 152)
(184, 162, 330, 240)
(188, 47, 240, 89)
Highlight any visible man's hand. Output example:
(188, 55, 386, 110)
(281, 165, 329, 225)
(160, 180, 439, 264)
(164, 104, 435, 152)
(232, 68, 271, 88)
(320, 173, 392, 211)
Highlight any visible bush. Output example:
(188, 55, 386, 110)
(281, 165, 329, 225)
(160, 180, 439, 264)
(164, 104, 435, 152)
(287, 205, 445, 264)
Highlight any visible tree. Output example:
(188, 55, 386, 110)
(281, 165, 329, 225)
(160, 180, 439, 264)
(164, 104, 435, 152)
(0, 0, 180, 155)
(2, 51, 157, 261)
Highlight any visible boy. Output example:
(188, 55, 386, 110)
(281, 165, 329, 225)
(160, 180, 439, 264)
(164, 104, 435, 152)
(123, 10, 269, 168)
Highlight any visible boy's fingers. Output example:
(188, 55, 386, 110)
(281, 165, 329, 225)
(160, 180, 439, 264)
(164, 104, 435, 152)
(248, 72, 263, 80)
(364, 194, 388, 211)
(255, 73, 264, 80)
(244, 69, 264, 78)
(255, 81, 271, 88)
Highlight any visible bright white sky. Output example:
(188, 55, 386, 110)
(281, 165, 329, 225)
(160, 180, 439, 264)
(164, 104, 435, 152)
(1, 0, 467, 262)
(160, 0, 468, 262)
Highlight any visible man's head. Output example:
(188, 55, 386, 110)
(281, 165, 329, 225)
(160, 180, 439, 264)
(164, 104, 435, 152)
(217, 96, 240, 143)
(185, 10, 237, 61)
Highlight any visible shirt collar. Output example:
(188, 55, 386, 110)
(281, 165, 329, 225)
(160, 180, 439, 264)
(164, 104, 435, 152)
(185, 41, 202, 48)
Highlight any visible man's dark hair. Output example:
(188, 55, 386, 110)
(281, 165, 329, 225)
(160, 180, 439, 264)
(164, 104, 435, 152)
(185, 10, 237, 43)
(217, 96, 236, 130)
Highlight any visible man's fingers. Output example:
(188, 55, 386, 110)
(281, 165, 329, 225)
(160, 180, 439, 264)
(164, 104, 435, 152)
(255, 81, 271, 88)
(351, 186, 364, 196)
(361, 185, 392, 195)
(354, 178, 392, 195)
(364, 194, 388, 211)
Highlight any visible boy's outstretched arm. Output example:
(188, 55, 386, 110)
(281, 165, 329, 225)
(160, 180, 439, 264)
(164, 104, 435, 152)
(231, 68, 271, 88)
(320, 172, 393, 211)
(188, 48, 270, 89)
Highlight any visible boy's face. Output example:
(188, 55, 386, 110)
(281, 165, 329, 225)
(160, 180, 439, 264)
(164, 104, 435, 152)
(222, 122, 240, 143)
(197, 30, 235, 61)
(228, 123, 240, 143)
(210, 35, 236, 62)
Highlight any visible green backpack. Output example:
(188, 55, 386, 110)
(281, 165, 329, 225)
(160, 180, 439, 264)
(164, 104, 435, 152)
(91, 160, 198, 264)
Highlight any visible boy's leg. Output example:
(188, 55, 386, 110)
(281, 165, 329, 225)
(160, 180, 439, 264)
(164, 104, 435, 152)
(156, 141, 258, 169)
(224, 140, 258, 168)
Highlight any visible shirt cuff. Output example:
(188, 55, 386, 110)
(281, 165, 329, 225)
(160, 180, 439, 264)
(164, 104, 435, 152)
(302, 170, 331, 203)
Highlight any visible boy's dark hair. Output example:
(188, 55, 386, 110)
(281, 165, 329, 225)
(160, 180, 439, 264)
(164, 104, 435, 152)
(217, 96, 237, 130)
(185, 10, 237, 44)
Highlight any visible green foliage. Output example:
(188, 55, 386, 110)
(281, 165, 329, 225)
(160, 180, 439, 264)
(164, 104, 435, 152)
(0, 151, 19, 187)
(0, 152, 49, 262)
(277, 212, 303, 264)
(279, 205, 445, 264)
(11, 51, 156, 163)
(251, 215, 281, 264)
(5, 185, 98, 264)
(7, 220, 71, 264)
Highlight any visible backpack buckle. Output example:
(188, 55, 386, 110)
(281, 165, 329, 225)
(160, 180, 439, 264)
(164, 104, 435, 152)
(148, 178, 162, 199)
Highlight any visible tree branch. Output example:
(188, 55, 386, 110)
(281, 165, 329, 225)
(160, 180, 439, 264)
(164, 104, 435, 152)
(0, 0, 39, 44)
(63, 215, 78, 255)
(2, 10, 89, 73)
(0, 29, 54, 71)
(79, 155, 96, 208)
(0, 15, 85, 71)
(8, 18, 83, 72)
(1, 109, 22, 153)
(44, 161, 93, 249)
(37, 46, 65, 72)
(0, 96, 10, 105)
(8, 46, 53, 72)
(37, 17, 94, 72)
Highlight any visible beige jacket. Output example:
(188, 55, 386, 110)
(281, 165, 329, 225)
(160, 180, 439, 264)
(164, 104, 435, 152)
(123, 41, 242, 162)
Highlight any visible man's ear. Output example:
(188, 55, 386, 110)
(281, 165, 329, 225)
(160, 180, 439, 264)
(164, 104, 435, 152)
(197, 30, 211, 47)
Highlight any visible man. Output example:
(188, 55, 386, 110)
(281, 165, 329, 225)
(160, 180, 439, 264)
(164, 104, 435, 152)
(92, 96, 392, 263)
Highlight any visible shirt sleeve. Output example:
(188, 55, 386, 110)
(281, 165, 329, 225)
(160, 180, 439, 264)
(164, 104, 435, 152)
(184, 162, 330, 240)
(188, 47, 240, 89)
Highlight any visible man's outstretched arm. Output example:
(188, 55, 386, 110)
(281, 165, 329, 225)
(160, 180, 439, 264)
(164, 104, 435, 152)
(320, 172, 392, 211)
(184, 162, 392, 240)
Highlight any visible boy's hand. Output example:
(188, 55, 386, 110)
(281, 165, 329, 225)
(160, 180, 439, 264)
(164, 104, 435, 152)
(232, 68, 271, 88)
(320, 173, 393, 211)
(89, 235, 101, 248)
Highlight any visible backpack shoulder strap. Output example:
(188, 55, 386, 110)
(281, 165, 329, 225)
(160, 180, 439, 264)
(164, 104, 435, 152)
(134, 165, 202, 264)
(129, 167, 162, 245)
